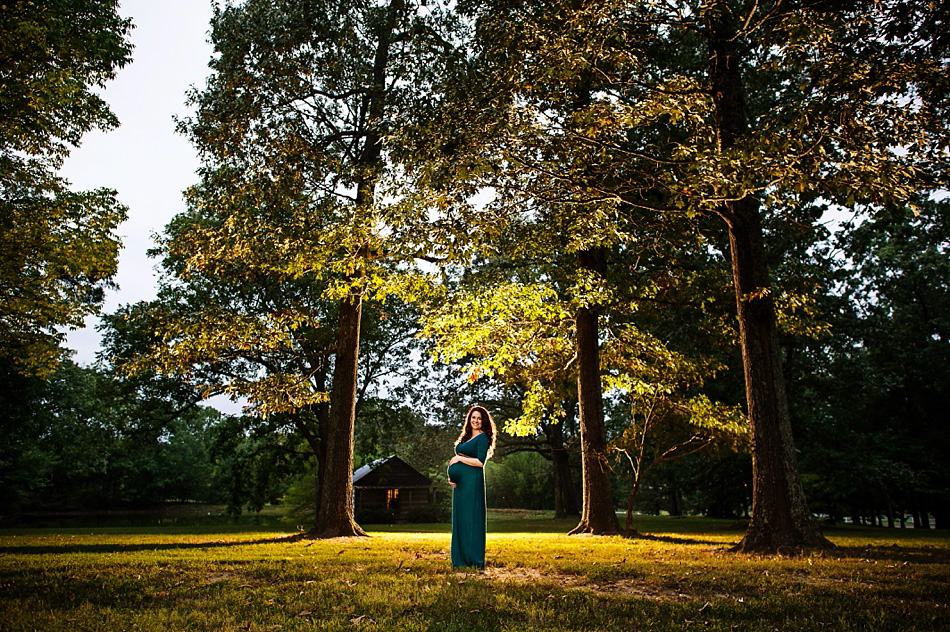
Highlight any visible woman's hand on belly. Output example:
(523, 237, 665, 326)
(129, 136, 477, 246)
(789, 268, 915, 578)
(448, 461, 465, 486)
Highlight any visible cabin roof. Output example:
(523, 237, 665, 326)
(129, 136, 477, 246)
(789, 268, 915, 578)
(352, 455, 433, 489)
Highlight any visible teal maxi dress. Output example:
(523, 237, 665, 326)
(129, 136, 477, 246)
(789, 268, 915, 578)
(448, 433, 489, 568)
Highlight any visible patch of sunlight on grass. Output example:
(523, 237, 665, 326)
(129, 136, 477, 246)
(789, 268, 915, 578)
(1, 515, 948, 631)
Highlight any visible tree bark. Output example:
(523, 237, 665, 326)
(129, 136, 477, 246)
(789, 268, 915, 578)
(306, 295, 366, 538)
(668, 473, 683, 517)
(569, 250, 619, 535)
(724, 203, 829, 551)
(296, 369, 329, 528)
(934, 507, 949, 530)
(624, 476, 643, 532)
(545, 420, 580, 519)
(706, 6, 831, 553)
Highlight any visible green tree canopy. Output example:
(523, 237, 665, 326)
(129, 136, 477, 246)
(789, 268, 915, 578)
(117, 0, 462, 537)
(403, 0, 949, 550)
(0, 0, 133, 374)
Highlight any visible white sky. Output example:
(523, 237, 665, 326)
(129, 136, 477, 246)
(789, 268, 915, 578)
(60, 1, 244, 412)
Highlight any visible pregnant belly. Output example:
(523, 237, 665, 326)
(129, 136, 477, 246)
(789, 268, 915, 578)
(447, 462, 468, 485)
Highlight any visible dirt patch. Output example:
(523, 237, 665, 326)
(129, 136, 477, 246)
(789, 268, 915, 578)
(481, 566, 580, 586)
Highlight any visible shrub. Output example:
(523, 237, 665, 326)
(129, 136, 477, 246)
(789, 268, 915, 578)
(356, 506, 397, 524)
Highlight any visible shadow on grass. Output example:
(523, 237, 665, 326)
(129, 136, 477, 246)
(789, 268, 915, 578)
(378, 522, 729, 547)
(0, 533, 303, 556)
(828, 543, 950, 564)
(623, 531, 728, 547)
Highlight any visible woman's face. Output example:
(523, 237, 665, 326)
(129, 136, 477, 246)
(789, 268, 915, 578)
(470, 409, 483, 432)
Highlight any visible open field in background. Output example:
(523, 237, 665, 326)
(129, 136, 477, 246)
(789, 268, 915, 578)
(1, 511, 948, 631)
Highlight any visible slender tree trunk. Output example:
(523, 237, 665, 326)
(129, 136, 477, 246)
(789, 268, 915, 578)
(706, 7, 831, 553)
(288, 408, 323, 519)
(293, 369, 329, 528)
(569, 253, 619, 535)
(313, 371, 329, 520)
(547, 420, 580, 519)
(668, 475, 683, 517)
(624, 476, 642, 532)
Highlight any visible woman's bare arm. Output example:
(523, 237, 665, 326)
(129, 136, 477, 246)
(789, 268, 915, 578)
(449, 454, 484, 468)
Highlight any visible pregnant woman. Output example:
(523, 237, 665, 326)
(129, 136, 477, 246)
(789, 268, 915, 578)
(447, 405, 496, 568)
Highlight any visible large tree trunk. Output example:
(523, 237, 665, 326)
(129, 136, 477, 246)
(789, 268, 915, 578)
(569, 253, 619, 534)
(562, 65, 617, 534)
(305, 0, 402, 538)
(707, 7, 830, 553)
(546, 420, 580, 519)
(724, 202, 829, 551)
(306, 295, 367, 538)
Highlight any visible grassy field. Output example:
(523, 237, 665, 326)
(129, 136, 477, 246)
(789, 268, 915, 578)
(1, 511, 948, 631)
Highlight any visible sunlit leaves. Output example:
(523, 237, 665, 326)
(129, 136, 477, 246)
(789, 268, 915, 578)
(0, 181, 126, 374)
(119, 0, 456, 422)
(772, 289, 832, 340)
(423, 281, 573, 381)
(412, 0, 749, 448)
(609, 388, 747, 464)
(0, 1, 132, 375)
(0, 0, 133, 164)
(458, 0, 949, 221)
(602, 322, 747, 443)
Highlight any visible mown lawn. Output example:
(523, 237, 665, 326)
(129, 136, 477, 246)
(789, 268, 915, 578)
(1, 511, 947, 631)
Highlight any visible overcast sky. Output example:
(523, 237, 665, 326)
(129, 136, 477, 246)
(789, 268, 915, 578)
(59, 1, 245, 411)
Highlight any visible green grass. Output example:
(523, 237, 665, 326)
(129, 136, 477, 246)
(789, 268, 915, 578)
(1, 511, 948, 631)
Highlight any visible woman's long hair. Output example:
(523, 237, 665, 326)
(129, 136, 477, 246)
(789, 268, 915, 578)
(455, 405, 497, 459)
